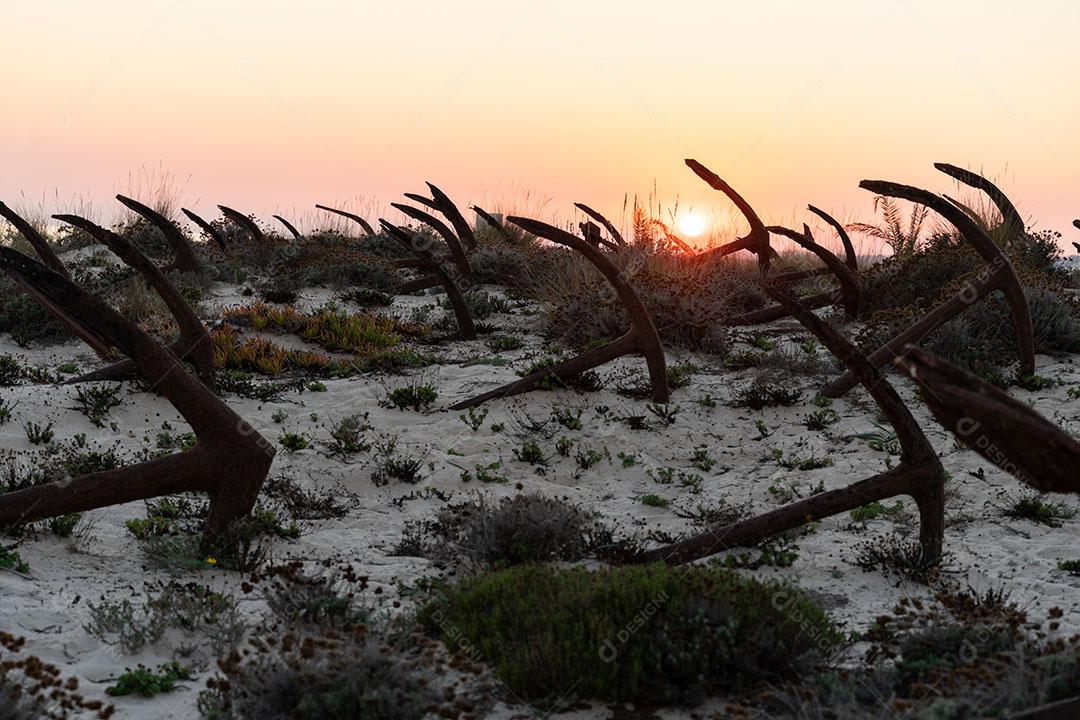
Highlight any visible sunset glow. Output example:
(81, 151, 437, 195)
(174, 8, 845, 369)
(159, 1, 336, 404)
(678, 214, 706, 237)
(1, 2, 1078, 241)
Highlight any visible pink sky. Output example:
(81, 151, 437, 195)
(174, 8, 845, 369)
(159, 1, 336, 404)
(2, 1, 1078, 248)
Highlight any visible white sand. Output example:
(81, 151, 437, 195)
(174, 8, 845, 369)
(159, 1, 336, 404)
(2, 282, 1079, 718)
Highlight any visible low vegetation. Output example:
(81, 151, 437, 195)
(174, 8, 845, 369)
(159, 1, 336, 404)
(422, 563, 842, 704)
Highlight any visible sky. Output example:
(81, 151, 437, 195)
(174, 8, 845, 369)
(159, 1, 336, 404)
(2, 1, 1078, 247)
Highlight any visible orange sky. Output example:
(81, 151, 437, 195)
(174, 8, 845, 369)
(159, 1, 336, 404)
(2, 1, 1078, 247)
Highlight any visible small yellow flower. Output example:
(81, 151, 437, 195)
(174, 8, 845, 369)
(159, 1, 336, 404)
(205, 557, 218, 566)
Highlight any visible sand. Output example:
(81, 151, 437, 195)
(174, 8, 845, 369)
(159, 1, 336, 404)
(1, 280, 1078, 719)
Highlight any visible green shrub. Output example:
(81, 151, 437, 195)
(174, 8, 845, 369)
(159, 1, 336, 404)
(0, 354, 23, 386)
(512, 440, 545, 465)
(1058, 559, 1080, 575)
(23, 421, 54, 445)
(999, 491, 1077, 527)
(340, 287, 394, 307)
(422, 564, 841, 703)
(0, 290, 73, 346)
(850, 500, 904, 522)
(74, 384, 123, 427)
(386, 384, 437, 411)
(278, 432, 309, 453)
(0, 545, 30, 573)
(359, 349, 435, 374)
(47, 512, 82, 538)
(325, 414, 370, 456)
(488, 335, 524, 352)
(106, 661, 192, 697)
(641, 494, 669, 508)
(444, 290, 512, 320)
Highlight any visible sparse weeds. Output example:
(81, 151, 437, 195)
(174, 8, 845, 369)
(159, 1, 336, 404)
(0, 354, 23, 385)
(518, 356, 602, 392)
(690, 445, 716, 471)
(324, 414, 370, 456)
(460, 461, 508, 484)
(458, 406, 488, 432)
(72, 386, 122, 425)
(85, 582, 243, 658)
(23, 421, 54, 445)
(858, 425, 902, 455)
(551, 405, 584, 430)
(854, 535, 948, 584)
(778, 450, 833, 471)
(648, 466, 705, 493)
(646, 402, 678, 426)
(805, 407, 840, 431)
(719, 531, 801, 569)
(574, 445, 608, 471)
(370, 436, 426, 486)
(731, 376, 803, 409)
(260, 474, 352, 520)
(995, 490, 1076, 527)
(260, 562, 371, 631)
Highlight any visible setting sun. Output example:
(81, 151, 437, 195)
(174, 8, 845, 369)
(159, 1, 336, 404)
(678, 213, 706, 237)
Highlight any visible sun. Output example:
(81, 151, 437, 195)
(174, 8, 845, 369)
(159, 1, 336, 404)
(678, 213, 706, 237)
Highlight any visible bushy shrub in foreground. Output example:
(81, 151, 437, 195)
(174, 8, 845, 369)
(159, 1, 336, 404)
(422, 563, 841, 705)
